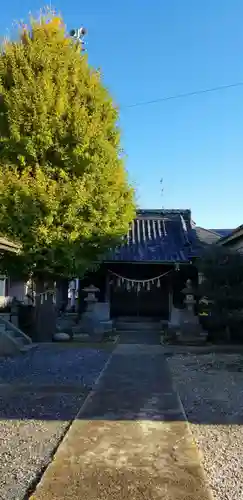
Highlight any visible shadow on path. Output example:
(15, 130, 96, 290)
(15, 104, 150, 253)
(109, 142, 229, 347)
(0, 340, 243, 425)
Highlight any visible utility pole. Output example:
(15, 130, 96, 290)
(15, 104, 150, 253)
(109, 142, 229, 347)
(160, 178, 164, 208)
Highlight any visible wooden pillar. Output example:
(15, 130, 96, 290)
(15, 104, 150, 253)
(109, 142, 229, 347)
(10, 297, 19, 328)
(55, 278, 68, 312)
(168, 270, 174, 321)
(168, 289, 173, 320)
(102, 271, 111, 320)
(33, 279, 56, 342)
(198, 272, 204, 285)
(105, 271, 110, 302)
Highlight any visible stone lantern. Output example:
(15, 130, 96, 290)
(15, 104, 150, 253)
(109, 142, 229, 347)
(74, 284, 113, 340)
(178, 278, 207, 344)
(182, 279, 196, 315)
(83, 284, 99, 313)
(77, 284, 101, 338)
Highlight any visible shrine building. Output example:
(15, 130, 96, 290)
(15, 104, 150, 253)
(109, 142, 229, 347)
(79, 209, 226, 320)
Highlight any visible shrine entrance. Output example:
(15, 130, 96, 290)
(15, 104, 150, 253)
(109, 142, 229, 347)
(109, 265, 171, 319)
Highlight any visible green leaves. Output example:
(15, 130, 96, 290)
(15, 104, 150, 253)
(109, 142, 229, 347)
(0, 11, 135, 279)
(198, 244, 243, 315)
(0, 14, 121, 176)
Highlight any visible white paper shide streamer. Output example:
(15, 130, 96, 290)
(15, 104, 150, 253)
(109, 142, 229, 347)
(109, 269, 171, 293)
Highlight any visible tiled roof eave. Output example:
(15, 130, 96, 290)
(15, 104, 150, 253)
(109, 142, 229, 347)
(104, 259, 191, 264)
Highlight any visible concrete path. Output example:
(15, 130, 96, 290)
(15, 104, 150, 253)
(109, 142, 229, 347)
(31, 345, 213, 500)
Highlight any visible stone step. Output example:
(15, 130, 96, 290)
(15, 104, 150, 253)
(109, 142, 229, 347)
(60, 312, 78, 317)
(117, 330, 161, 335)
(169, 336, 207, 346)
(73, 334, 104, 343)
(176, 337, 205, 345)
(6, 333, 27, 347)
(115, 322, 161, 332)
(6, 330, 30, 345)
(72, 319, 113, 333)
(20, 344, 38, 353)
(0, 321, 32, 356)
(6, 329, 25, 338)
(116, 316, 160, 323)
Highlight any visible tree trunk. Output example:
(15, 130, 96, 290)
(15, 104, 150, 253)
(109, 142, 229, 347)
(225, 325, 231, 343)
(33, 278, 56, 342)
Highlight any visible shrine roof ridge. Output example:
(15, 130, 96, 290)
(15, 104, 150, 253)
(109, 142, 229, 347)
(136, 209, 191, 218)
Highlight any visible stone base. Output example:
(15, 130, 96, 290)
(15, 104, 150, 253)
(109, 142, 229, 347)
(93, 302, 111, 322)
(53, 332, 71, 342)
(175, 335, 207, 346)
(73, 318, 113, 336)
(172, 324, 207, 345)
(56, 312, 78, 334)
(73, 332, 104, 342)
(167, 308, 207, 345)
(101, 320, 113, 333)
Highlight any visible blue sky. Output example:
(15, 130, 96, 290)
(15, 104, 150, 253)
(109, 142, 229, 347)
(1, 1, 243, 228)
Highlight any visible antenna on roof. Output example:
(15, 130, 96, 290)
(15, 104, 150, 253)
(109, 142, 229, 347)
(69, 26, 87, 51)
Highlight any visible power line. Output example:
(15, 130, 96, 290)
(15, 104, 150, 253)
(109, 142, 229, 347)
(122, 81, 243, 109)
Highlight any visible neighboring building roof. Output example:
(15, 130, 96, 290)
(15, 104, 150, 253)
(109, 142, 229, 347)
(217, 224, 243, 246)
(0, 237, 21, 253)
(211, 229, 233, 238)
(192, 226, 222, 246)
(106, 209, 196, 263)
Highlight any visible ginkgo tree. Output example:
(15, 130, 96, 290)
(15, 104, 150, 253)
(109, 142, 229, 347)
(0, 10, 135, 283)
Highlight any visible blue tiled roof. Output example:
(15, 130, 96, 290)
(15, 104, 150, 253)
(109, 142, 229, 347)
(106, 209, 197, 263)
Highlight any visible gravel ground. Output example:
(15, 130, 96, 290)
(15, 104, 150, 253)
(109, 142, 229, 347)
(168, 353, 243, 500)
(0, 345, 110, 500)
(0, 345, 109, 387)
